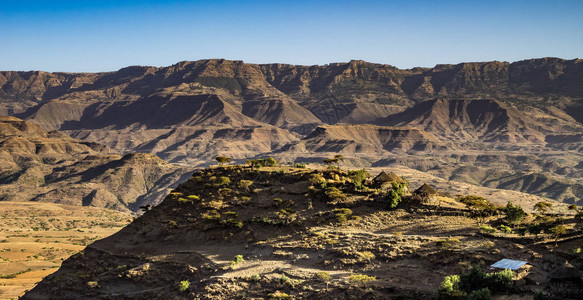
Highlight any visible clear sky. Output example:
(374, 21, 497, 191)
(1, 0, 582, 72)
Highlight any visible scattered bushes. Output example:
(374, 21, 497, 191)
(308, 174, 326, 187)
(438, 266, 514, 298)
(247, 157, 278, 168)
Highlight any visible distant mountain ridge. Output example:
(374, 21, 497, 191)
(1, 57, 583, 205)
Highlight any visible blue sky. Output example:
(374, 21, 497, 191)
(1, 0, 582, 72)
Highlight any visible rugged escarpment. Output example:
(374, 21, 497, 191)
(378, 99, 547, 143)
(2, 58, 583, 206)
(298, 124, 442, 153)
(0, 117, 191, 211)
(23, 166, 583, 299)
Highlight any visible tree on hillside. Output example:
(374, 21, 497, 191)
(334, 154, 344, 169)
(549, 224, 567, 246)
(505, 202, 525, 225)
(534, 201, 553, 214)
(387, 182, 405, 209)
(323, 154, 344, 169)
(458, 195, 497, 224)
(569, 204, 583, 220)
(323, 158, 338, 168)
(215, 156, 232, 166)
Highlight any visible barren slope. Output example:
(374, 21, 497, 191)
(0, 117, 191, 211)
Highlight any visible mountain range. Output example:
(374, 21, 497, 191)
(1, 57, 583, 206)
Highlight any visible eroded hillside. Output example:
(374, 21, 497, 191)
(0, 116, 192, 211)
(2, 58, 583, 206)
(22, 166, 583, 299)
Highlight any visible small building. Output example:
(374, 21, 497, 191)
(372, 171, 407, 190)
(490, 259, 528, 271)
(413, 183, 437, 204)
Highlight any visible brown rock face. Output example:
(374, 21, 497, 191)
(1, 58, 583, 205)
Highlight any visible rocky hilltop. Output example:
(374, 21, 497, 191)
(0, 116, 192, 211)
(23, 165, 583, 299)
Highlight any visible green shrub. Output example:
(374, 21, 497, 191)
(436, 238, 460, 249)
(186, 195, 200, 201)
(268, 291, 292, 300)
(348, 169, 371, 189)
(438, 275, 464, 298)
(325, 187, 346, 203)
(177, 197, 192, 204)
(178, 280, 190, 292)
(333, 208, 353, 224)
(294, 163, 306, 168)
(460, 266, 514, 293)
(469, 288, 492, 300)
(387, 182, 405, 209)
(276, 209, 297, 225)
(528, 223, 542, 235)
(357, 251, 375, 262)
(486, 269, 514, 292)
(221, 218, 244, 229)
(479, 225, 495, 233)
(316, 271, 331, 282)
(201, 210, 221, 221)
(231, 255, 244, 266)
(249, 157, 278, 168)
(505, 202, 525, 225)
(238, 180, 253, 190)
(348, 274, 375, 286)
(498, 224, 512, 233)
(218, 176, 231, 185)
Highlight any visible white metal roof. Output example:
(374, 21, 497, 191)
(490, 259, 527, 270)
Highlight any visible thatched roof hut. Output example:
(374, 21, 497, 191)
(548, 262, 581, 281)
(414, 183, 437, 196)
(372, 171, 407, 190)
(373, 171, 405, 184)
